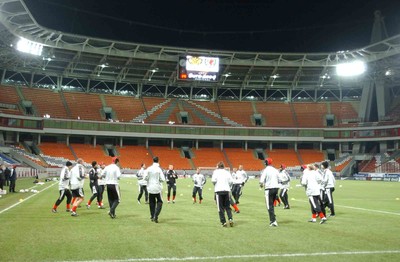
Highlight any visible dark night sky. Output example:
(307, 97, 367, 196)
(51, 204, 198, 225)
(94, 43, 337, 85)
(24, 0, 400, 52)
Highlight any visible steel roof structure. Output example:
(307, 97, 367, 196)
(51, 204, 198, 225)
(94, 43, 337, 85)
(0, 0, 400, 101)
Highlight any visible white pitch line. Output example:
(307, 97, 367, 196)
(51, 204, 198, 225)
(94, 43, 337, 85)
(292, 199, 400, 216)
(0, 182, 57, 215)
(59, 250, 400, 262)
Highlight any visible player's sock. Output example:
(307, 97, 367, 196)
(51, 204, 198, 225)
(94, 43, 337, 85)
(66, 204, 71, 210)
(193, 197, 196, 203)
(232, 203, 239, 212)
(72, 206, 77, 212)
(312, 213, 317, 219)
(173, 195, 176, 201)
(87, 200, 92, 205)
(52, 204, 57, 210)
(71, 197, 76, 205)
(319, 212, 325, 219)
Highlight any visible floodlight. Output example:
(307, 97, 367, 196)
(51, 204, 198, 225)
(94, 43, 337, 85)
(336, 60, 366, 77)
(16, 38, 43, 56)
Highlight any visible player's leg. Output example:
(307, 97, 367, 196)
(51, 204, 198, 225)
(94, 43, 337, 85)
(172, 184, 177, 202)
(52, 189, 66, 212)
(154, 193, 163, 222)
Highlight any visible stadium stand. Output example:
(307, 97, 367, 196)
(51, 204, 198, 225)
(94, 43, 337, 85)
(223, 148, 264, 171)
(191, 147, 229, 169)
(103, 95, 146, 122)
(187, 100, 225, 125)
(330, 101, 360, 126)
(63, 92, 103, 121)
(149, 146, 192, 170)
(298, 149, 326, 165)
(70, 143, 112, 164)
(293, 102, 328, 127)
(265, 149, 301, 169)
(0, 85, 23, 115)
(21, 87, 69, 118)
(39, 142, 75, 161)
(218, 101, 253, 126)
(115, 145, 153, 169)
(145, 99, 180, 124)
(255, 102, 295, 127)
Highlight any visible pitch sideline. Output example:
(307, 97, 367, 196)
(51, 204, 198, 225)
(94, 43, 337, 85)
(60, 250, 400, 262)
(0, 181, 57, 215)
(292, 199, 400, 216)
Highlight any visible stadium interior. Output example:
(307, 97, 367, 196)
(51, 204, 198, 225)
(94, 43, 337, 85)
(0, 1, 399, 176)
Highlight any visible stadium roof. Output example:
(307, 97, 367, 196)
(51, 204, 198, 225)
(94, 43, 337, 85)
(0, 0, 400, 98)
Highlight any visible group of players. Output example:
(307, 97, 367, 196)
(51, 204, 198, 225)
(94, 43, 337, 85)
(51, 155, 335, 227)
(51, 157, 121, 218)
(257, 157, 336, 227)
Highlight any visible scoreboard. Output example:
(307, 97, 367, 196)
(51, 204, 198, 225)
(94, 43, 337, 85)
(178, 55, 219, 81)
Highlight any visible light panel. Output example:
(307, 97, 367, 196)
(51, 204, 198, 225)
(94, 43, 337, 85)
(336, 60, 366, 77)
(16, 38, 43, 56)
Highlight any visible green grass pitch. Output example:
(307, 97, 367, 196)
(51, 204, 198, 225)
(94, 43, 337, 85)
(0, 177, 399, 261)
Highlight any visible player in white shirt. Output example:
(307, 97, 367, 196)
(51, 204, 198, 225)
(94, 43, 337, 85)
(192, 168, 206, 204)
(103, 157, 121, 219)
(137, 163, 148, 204)
(321, 161, 336, 217)
(212, 161, 234, 227)
(97, 162, 106, 208)
(231, 165, 248, 204)
(70, 158, 86, 217)
(259, 158, 280, 227)
(145, 156, 165, 223)
(52, 161, 73, 213)
(301, 164, 327, 224)
(278, 164, 291, 209)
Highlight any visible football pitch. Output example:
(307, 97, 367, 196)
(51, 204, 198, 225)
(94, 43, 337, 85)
(0, 177, 399, 262)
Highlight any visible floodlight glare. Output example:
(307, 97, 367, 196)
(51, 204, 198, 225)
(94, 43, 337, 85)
(16, 38, 43, 56)
(336, 60, 366, 77)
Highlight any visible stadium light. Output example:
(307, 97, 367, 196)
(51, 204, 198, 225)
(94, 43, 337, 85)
(336, 60, 366, 77)
(16, 38, 43, 56)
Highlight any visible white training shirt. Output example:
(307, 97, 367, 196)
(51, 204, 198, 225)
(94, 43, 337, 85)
(145, 163, 165, 194)
(279, 169, 291, 190)
(212, 168, 232, 192)
(259, 165, 280, 189)
(137, 167, 147, 186)
(70, 164, 85, 190)
(103, 163, 121, 185)
(324, 169, 336, 188)
(192, 173, 206, 188)
(58, 166, 71, 190)
(97, 168, 106, 186)
(301, 169, 323, 196)
(233, 169, 248, 185)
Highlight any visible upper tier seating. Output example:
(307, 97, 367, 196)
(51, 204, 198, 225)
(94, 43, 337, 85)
(293, 102, 327, 127)
(330, 101, 359, 125)
(104, 95, 145, 122)
(255, 102, 295, 127)
(63, 92, 103, 121)
(218, 101, 254, 126)
(21, 87, 69, 118)
(0, 85, 23, 115)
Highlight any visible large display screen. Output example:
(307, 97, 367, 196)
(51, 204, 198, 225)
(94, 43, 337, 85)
(178, 55, 219, 81)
